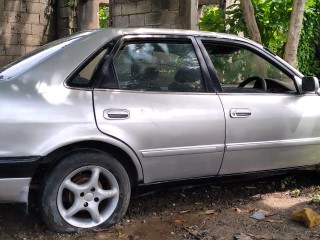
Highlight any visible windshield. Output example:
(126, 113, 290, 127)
(0, 31, 94, 81)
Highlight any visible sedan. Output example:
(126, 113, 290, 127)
(0, 28, 319, 232)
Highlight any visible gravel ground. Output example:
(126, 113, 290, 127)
(0, 171, 320, 240)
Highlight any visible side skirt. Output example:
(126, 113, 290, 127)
(133, 164, 319, 196)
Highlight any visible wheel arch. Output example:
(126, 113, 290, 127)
(31, 140, 143, 189)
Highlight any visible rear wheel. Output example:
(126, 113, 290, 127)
(41, 150, 131, 233)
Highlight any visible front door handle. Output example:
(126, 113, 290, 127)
(104, 109, 130, 119)
(230, 108, 251, 118)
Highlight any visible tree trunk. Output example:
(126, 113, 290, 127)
(240, 0, 262, 44)
(283, 0, 307, 67)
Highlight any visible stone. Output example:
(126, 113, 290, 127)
(26, 46, 38, 53)
(26, 2, 46, 14)
(170, 0, 179, 11)
(0, 1, 4, 11)
(129, 14, 145, 27)
(0, 46, 5, 55)
(113, 5, 122, 16)
(19, 34, 42, 46)
(121, 3, 137, 15)
(0, 56, 13, 67)
(1, 33, 19, 45)
(145, 12, 161, 26)
(292, 208, 320, 228)
(114, 16, 129, 27)
(6, 11, 22, 23)
(31, 24, 44, 35)
(137, 1, 152, 13)
(11, 23, 32, 34)
(5, 45, 26, 56)
(21, 13, 40, 24)
(151, 0, 161, 12)
(162, 11, 179, 25)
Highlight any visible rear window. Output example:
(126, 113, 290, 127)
(0, 31, 94, 81)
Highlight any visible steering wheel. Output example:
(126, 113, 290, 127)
(238, 76, 267, 91)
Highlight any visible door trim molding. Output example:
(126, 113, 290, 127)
(227, 137, 320, 151)
(141, 144, 225, 158)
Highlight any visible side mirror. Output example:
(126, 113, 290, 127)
(302, 76, 319, 93)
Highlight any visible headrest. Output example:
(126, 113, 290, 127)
(175, 67, 197, 83)
(143, 67, 159, 81)
(131, 62, 142, 80)
(131, 63, 159, 81)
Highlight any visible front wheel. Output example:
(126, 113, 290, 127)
(40, 150, 131, 233)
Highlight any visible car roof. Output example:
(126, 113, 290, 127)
(94, 28, 302, 78)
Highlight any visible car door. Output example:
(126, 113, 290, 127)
(93, 36, 226, 183)
(198, 38, 320, 175)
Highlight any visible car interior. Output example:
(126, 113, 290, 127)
(114, 42, 205, 92)
(203, 43, 297, 94)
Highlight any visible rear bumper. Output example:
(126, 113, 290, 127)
(0, 178, 31, 203)
(0, 156, 41, 203)
(0, 156, 41, 178)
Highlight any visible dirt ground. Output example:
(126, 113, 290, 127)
(1, 171, 320, 240)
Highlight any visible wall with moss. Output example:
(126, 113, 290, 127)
(0, 0, 203, 67)
(0, 0, 56, 66)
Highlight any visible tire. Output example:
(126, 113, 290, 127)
(40, 150, 131, 233)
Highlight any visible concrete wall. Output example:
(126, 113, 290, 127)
(109, 0, 198, 29)
(0, 0, 109, 67)
(56, 0, 75, 38)
(57, 0, 109, 38)
(78, 0, 109, 31)
(0, 0, 217, 67)
(0, 0, 56, 67)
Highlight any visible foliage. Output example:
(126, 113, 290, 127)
(198, 4, 246, 35)
(280, 176, 296, 189)
(198, 6, 226, 33)
(199, 2, 292, 84)
(66, 0, 76, 7)
(199, 1, 292, 56)
(297, 0, 320, 76)
(308, 191, 320, 204)
(252, 0, 291, 56)
(99, 5, 109, 28)
(198, 0, 320, 76)
(291, 188, 301, 197)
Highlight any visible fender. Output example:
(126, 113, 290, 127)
(34, 125, 143, 181)
(35, 126, 144, 182)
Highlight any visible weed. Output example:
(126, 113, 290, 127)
(308, 189, 320, 204)
(281, 176, 296, 189)
(291, 188, 301, 197)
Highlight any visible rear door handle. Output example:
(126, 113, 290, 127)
(230, 108, 251, 118)
(104, 109, 130, 119)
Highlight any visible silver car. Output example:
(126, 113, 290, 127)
(0, 28, 319, 232)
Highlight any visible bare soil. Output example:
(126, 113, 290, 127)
(1, 171, 320, 240)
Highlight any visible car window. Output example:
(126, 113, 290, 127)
(68, 37, 118, 88)
(203, 43, 296, 94)
(69, 49, 108, 86)
(113, 41, 205, 92)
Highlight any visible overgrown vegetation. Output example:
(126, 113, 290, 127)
(198, 0, 320, 76)
(297, 0, 320, 76)
(309, 191, 320, 204)
(99, 5, 109, 28)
